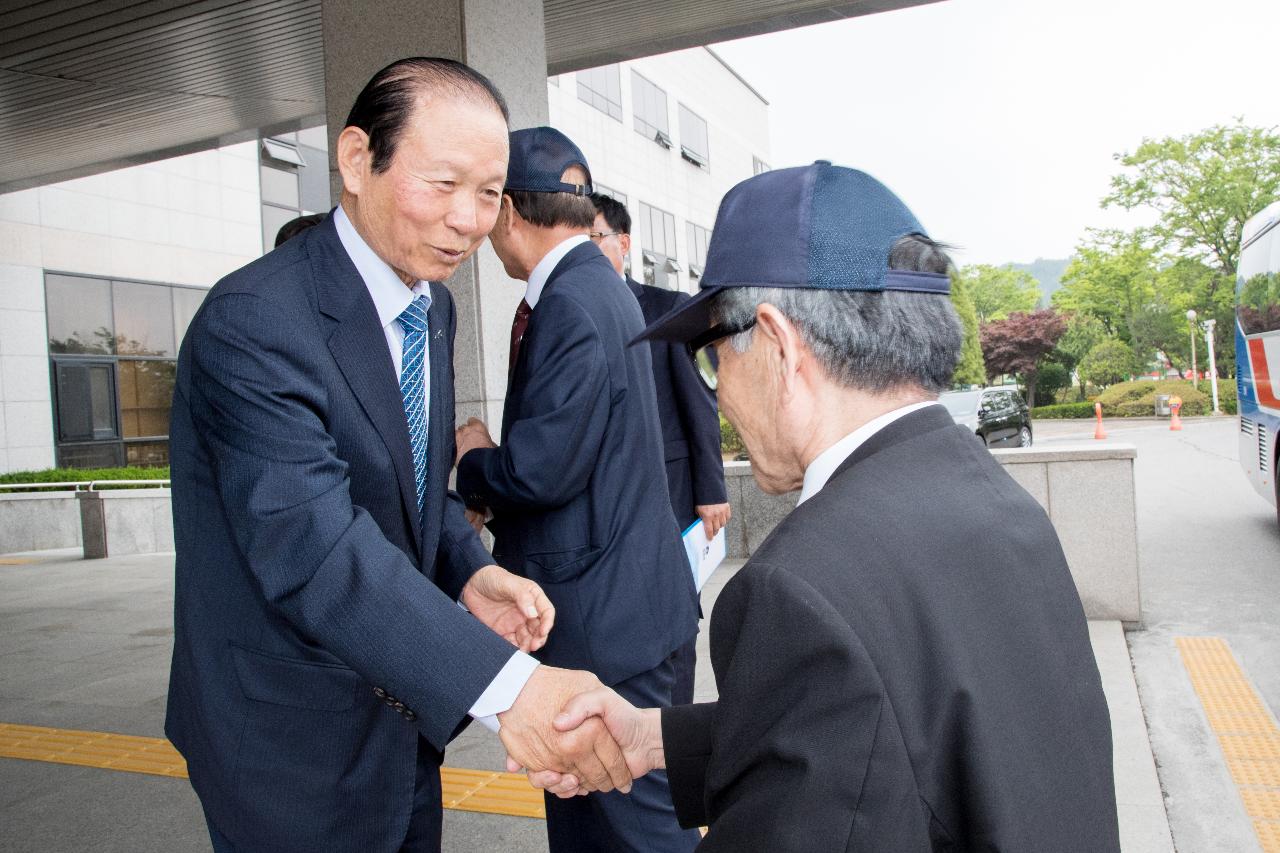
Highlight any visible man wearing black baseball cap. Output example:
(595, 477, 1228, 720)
(532, 162, 1120, 852)
(454, 127, 700, 853)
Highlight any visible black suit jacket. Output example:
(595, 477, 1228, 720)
(627, 279, 727, 529)
(165, 217, 517, 851)
(661, 405, 1120, 852)
(457, 243, 699, 685)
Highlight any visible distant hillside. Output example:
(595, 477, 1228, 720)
(1009, 258, 1070, 307)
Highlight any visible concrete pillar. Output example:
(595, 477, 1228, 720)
(320, 0, 548, 428)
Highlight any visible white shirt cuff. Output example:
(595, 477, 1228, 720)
(468, 651, 540, 732)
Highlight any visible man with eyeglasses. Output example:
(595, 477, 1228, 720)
(589, 193, 730, 706)
(527, 162, 1120, 852)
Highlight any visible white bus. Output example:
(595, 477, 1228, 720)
(1237, 200, 1280, 526)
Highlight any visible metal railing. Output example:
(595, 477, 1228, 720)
(0, 480, 171, 493)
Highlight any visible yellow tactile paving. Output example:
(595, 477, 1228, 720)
(1177, 636, 1280, 852)
(0, 722, 545, 819)
(0, 558, 34, 565)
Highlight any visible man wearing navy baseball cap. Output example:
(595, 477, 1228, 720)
(533, 162, 1121, 852)
(454, 127, 700, 853)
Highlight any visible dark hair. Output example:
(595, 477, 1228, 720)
(344, 57, 509, 174)
(507, 189, 597, 229)
(888, 232, 954, 274)
(273, 213, 326, 248)
(589, 193, 631, 235)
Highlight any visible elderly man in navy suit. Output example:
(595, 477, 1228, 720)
(588, 192, 729, 705)
(531, 163, 1120, 852)
(454, 127, 700, 853)
(166, 59, 632, 853)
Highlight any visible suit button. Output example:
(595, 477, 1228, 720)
(385, 696, 398, 708)
(404, 710, 417, 722)
(373, 687, 386, 699)
(394, 701, 406, 712)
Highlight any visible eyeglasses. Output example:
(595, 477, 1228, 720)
(589, 230, 622, 242)
(686, 316, 757, 391)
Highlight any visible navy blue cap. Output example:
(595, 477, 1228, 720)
(506, 126, 593, 195)
(634, 161, 950, 344)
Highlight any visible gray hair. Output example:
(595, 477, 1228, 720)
(711, 234, 962, 394)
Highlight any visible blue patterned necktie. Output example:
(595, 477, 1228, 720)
(396, 295, 431, 513)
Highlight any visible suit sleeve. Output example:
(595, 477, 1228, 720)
(434, 288, 496, 599)
(456, 294, 610, 512)
(186, 292, 516, 750)
(666, 293, 728, 507)
(666, 565, 886, 851)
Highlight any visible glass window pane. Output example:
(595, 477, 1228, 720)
(118, 360, 176, 438)
(260, 165, 299, 208)
(173, 287, 208, 349)
(125, 440, 169, 468)
(57, 442, 123, 469)
(262, 205, 299, 252)
(46, 274, 114, 354)
(55, 362, 118, 442)
(113, 281, 174, 357)
(664, 213, 677, 260)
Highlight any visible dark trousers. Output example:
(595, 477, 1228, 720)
(544, 654, 702, 853)
(203, 737, 444, 853)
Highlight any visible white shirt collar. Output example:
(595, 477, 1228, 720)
(796, 401, 940, 505)
(524, 234, 590, 308)
(333, 205, 431, 328)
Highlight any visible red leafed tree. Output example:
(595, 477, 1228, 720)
(979, 309, 1068, 408)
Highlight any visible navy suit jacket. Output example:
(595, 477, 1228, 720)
(627, 278, 727, 529)
(457, 243, 698, 686)
(165, 217, 517, 852)
(661, 406, 1119, 851)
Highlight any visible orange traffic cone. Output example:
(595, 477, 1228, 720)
(1170, 401, 1183, 431)
(1094, 402, 1107, 440)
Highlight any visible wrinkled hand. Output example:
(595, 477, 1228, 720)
(455, 417, 497, 466)
(696, 503, 732, 538)
(464, 506, 487, 535)
(523, 687, 665, 798)
(499, 667, 633, 794)
(460, 565, 553, 653)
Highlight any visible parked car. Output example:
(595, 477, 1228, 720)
(938, 387, 1033, 447)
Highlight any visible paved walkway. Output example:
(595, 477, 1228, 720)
(0, 549, 1187, 851)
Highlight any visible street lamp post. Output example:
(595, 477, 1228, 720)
(1186, 309, 1198, 389)
(1203, 318, 1220, 414)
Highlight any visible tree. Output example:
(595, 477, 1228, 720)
(1078, 339, 1138, 389)
(1053, 229, 1159, 345)
(979, 309, 1068, 408)
(949, 268, 986, 387)
(1053, 313, 1108, 401)
(956, 264, 1041, 323)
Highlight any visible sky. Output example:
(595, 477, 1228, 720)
(711, 0, 1280, 267)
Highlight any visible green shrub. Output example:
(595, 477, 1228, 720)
(0, 466, 170, 492)
(1030, 402, 1096, 419)
(1095, 378, 1236, 417)
(719, 414, 745, 456)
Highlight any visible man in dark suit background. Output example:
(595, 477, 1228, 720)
(454, 127, 700, 852)
(166, 59, 631, 853)
(536, 163, 1122, 852)
(589, 192, 729, 705)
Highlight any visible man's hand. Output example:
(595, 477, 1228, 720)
(498, 667, 634, 794)
(455, 417, 497, 465)
(696, 503, 732, 538)
(460, 565, 553, 653)
(523, 687, 665, 798)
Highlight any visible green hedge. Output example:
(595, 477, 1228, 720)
(1030, 402, 1097, 419)
(1096, 379, 1236, 417)
(0, 466, 170, 492)
(720, 414, 746, 458)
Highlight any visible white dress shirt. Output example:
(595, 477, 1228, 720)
(796, 401, 941, 505)
(334, 205, 537, 731)
(524, 234, 590, 308)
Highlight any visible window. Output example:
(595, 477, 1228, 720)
(686, 223, 711, 278)
(638, 202, 678, 289)
(678, 105, 710, 168)
(593, 183, 627, 207)
(576, 65, 622, 121)
(753, 156, 771, 175)
(259, 128, 329, 252)
(631, 72, 671, 147)
(44, 272, 207, 468)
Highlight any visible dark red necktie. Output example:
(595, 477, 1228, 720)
(509, 298, 532, 376)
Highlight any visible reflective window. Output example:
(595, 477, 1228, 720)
(753, 156, 771, 175)
(1238, 272, 1280, 335)
(678, 105, 710, 168)
(687, 223, 711, 277)
(113, 281, 175, 357)
(118, 360, 176, 439)
(173, 287, 207, 346)
(47, 274, 114, 354)
(594, 183, 627, 207)
(260, 164, 300, 207)
(632, 72, 670, 144)
(576, 65, 623, 121)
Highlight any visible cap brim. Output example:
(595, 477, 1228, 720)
(629, 286, 724, 346)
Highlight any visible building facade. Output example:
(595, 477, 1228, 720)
(0, 49, 768, 474)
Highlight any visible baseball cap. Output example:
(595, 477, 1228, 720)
(505, 126, 593, 195)
(633, 161, 950, 344)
